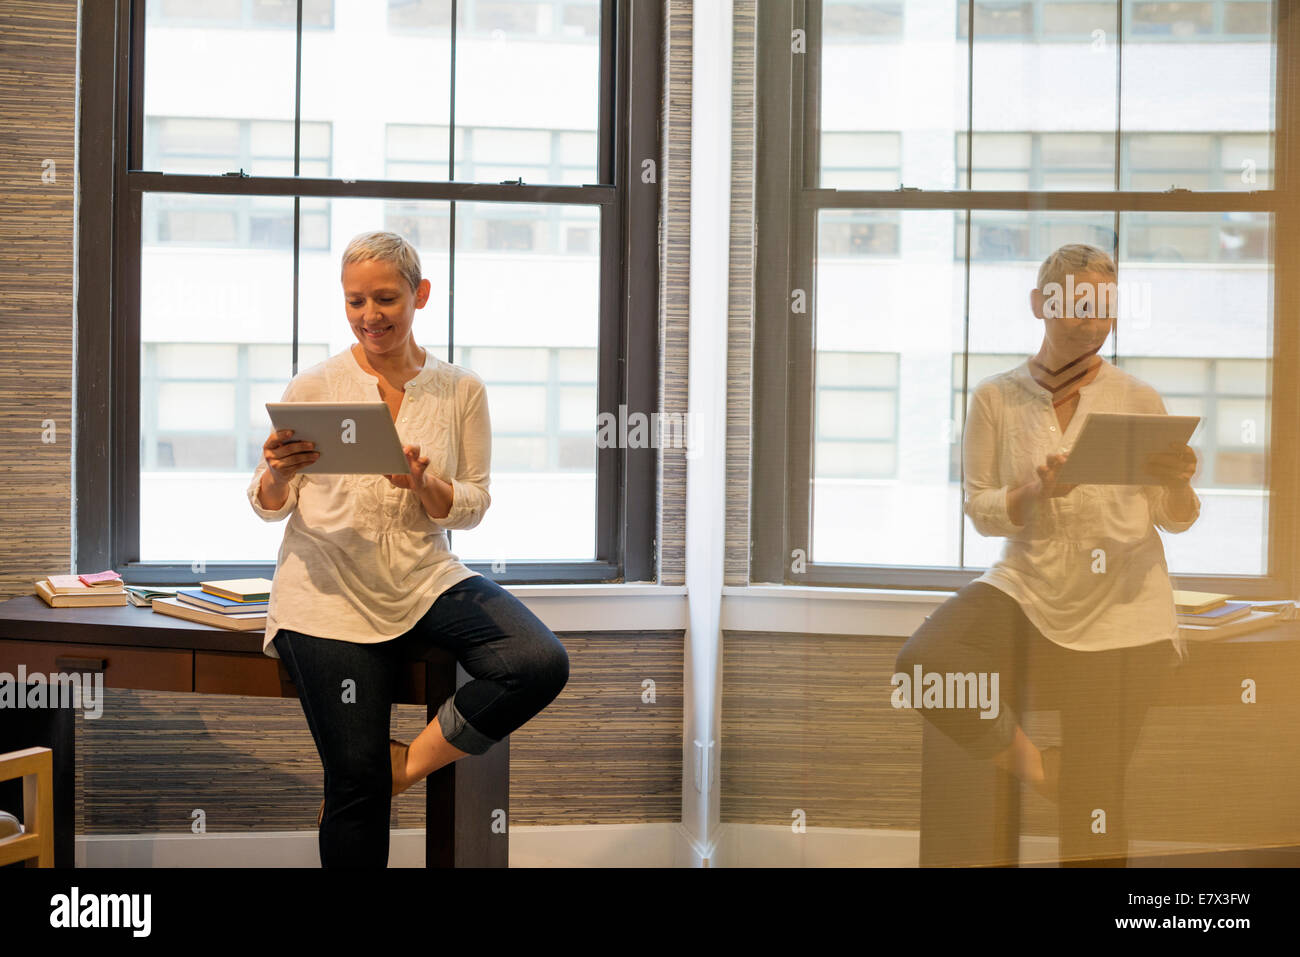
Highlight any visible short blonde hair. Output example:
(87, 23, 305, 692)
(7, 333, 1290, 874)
(340, 231, 422, 294)
(1036, 243, 1116, 292)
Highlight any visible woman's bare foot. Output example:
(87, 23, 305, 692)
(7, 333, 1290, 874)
(390, 738, 412, 796)
(992, 726, 1060, 802)
(1035, 746, 1061, 803)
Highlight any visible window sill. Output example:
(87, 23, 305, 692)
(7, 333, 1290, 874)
(505, 583, 688, 632)
(720, 584, 949, 638)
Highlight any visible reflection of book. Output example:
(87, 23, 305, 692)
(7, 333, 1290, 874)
(1172, 589, 1232, 615)
(151, 596, 265, 631)
(1177, 601, 1251, 626)
(1179, 609, 1287, 642)
(1247, 600, 1297, 620)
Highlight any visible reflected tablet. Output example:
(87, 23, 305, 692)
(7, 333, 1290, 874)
(1056, 412, 1200, 485)
(265, 401, 410, 475)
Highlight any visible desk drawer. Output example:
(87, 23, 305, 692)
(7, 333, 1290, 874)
(194, 651, 294, 698)
(0, 639, 192, 692)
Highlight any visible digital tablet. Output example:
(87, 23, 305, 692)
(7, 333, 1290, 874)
(1055, 412, 1200, 485)
(265, 401, 411, 475)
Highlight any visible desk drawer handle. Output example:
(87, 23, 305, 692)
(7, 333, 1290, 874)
(54, 656, 106, 673)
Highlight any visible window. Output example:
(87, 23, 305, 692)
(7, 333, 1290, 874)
(78, 0, 659, 585)
(753, 0, 1294, 595)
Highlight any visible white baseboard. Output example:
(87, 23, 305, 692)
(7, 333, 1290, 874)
(72, 823, 1219, 868)
(75, 822, 700, 868)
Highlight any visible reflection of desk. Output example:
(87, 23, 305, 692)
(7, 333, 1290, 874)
(920, 620, 1300, 867)
(0, 596, 507, 868)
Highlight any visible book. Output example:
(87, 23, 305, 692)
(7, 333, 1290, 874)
(79, 569, 124, 588)
(44, 575, 126, 596)
(124, 585, 178, 607)
(34, 578, 128, 608)
(1179, 609, 1287, 642)
(150, 596, 266, 631)
(1247, 600, 1297, 620)
(1172, 589, 1232, 615)
(1176, 601, 1252, 627)
(176, 587, 269, 615)
(47, 574, 93, 594)
(198, 578, 274, 603)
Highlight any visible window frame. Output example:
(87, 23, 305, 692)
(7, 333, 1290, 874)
(76, 0, 661, 587)
(752, 0, 1300, 597)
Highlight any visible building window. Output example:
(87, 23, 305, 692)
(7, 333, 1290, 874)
(753, 0, 1287, 592)
(82, 0, 658, 584)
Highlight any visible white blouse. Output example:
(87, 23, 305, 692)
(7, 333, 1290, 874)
(245, 347, 490, 658)
(965, 357, 1200, 652)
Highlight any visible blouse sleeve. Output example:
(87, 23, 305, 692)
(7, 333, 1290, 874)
(246, 377, 305, 522)
(428, 373, 492, 530)
(963, 382, 1026, 538)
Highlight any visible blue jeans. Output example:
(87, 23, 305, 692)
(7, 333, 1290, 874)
(272, 574, 569, 868)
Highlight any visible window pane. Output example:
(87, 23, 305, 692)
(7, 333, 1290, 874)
(1130, 2, 1214, 36)
(140, 192, 297, 561)
(969, 2, 1117, 190)
(454, 1, 599, 183)
(452, 202, 600, 561)
(812, 209, 965, 566)
(963, 210, 1116, 568)
(1117, 211, 1273, 574)
(302, 5, 451, 181)
(1121, 3, 1274, 189)
(143, 3, 298, 176)
(1042, 2, 1115, 36)
(823, 1, 905, 38)
(821, 0, 967, 189)
(1224, 2, 1272, 35)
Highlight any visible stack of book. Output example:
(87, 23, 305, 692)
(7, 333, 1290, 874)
(34, 570, 129, 607)
(1176, 589, 1297, 640)
(124, 585, 178, 607)
(151, 578, 272, 631)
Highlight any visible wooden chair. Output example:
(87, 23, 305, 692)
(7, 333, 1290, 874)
(0, 747, 54, 867)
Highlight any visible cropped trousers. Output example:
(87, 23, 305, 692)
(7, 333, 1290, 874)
(273, 574, 569, 867)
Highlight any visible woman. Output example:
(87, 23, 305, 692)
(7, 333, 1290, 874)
(896, 243, 1198, 863)
(247, 230, 569, 868)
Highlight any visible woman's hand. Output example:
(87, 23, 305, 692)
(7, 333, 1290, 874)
(384, 445, 455, 519)
(1035, 451, 1077, 499)
(383, 444, 429, 491)
(1144, 442, 1197, 488)
(262, 429, 319, 486)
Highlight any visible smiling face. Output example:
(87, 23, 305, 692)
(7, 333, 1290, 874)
(342, 258, 431, 356)
(1029, 267, 1117, 360)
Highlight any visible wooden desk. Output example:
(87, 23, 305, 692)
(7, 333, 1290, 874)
(920, 620, 1300, 867)
(0, 595, 508, 868)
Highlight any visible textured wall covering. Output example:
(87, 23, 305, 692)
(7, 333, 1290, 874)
(656, 0, 691, 586)
(720, 630, 1300, 852)
(0, 1, 77, 597)
(0, 1, 684, 837)
(725, 0, 756, 587)
(75, 631, 684, 833)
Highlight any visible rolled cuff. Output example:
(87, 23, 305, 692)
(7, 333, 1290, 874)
(428, 477, 489, 530)
(247, 466, 299, 521)
(965, 486, 1025, 538)
(1152, 484, 1200, 533)
(436, 694, 499, 756)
